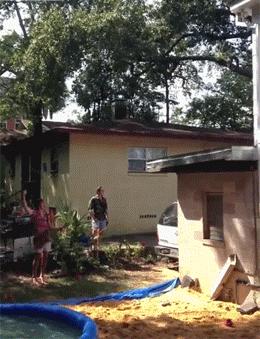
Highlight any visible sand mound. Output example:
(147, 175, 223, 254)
(69, 284, 260, 338)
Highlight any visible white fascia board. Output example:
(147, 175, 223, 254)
(231, 0, 259, 13)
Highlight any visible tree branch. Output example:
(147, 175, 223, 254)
(164, 30, 251, 56)
(202, 31, 252, 42)
(165, 33, 195, 56)
(171, 55, 252, 78)
(26, 1, 35, 24)
(13, 1, 28, 39)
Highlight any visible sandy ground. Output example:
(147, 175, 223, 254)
(68, 265, 260, 339)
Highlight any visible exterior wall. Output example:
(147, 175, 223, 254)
(41, 141, 70, 208)
(69, 133, 233, 236)
(178, 172, 257, 301)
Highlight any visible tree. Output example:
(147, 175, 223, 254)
(0, 0, 253, 128)
(0, 5, 84, 133)
(72, 0, 163, 122)
(147, 0, 252, 123)
(0, 2, 83, 200)
(71, 0, 252, 124)
(182, 71, 253, 130)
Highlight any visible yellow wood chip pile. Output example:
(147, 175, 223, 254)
(68, 287, 260, 339)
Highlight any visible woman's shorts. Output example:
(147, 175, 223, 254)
(92, 219, 107, 230)
(35, 241, 52, 254)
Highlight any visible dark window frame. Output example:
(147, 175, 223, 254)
(203, 192, 224, 241)
(50, 148, 59, 175)
(9, 157, 16, 178)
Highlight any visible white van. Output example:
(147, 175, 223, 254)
(155, 202, 178, 258)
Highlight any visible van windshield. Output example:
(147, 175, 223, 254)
(159, 203, 177, 226)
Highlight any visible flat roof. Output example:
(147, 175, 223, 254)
(42, 120, 252, 144)
(146, 146, 257, 173)
(1, 120, 253, 149)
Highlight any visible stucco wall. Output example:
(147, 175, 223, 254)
(69, 133, 233, 236)
(178, 172, 257, 297)
(41, 141, 70, 208)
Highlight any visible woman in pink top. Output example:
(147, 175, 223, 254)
(22, 191, 53, 285)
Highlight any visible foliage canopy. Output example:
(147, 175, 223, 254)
(0, 0, 253, 130)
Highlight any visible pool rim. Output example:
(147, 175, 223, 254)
(0, 303, 97, 339)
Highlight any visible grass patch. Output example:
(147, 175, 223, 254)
(0, 270, 130, 303)
(0, 241, 161, 304)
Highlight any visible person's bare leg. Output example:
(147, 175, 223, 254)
(39, 251, 48, 284)
(91, 229, 95, 250)
(96, 229, 103, 251)
(92, 229, 99, 257)
(32, 253, 41, 285)
(97, 229, 104, 250)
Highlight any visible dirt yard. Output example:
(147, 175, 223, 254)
(69, 264, 260, 339)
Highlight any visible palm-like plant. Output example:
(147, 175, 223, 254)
(53, 206, 91, 275)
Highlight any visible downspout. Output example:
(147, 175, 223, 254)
(252, 171, 259, 279)
(252, 7, 260, 284)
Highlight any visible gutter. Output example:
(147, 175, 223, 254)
(51, 126, 253, 144)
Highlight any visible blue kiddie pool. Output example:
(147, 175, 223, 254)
(0, 304, 97, 339)
(0, 278, 180, 338)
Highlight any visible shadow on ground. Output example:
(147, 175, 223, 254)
(0, 273, 125, 303)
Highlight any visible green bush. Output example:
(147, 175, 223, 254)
(104, 240, 157, 267)
(52, 206, 91, 275)
(104, 244, 123, 266)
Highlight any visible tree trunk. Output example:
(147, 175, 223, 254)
(165, 76, 170, 124)
(30, 102, 42, 204)
(32, 101, 43, 136)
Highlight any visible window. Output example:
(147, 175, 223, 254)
(204, 193, 224, 241)
(159, 203, 178, 226)
(9, 157, 16, 178)
(50, 148, 59, 175)
(128, 147, 167, 172)
(21, 154, 31, 185)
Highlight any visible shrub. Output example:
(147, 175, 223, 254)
(52, 206, 91, 275)
(104, 240, 157, 267)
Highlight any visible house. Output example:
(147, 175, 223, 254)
(147, 146, 259, 304)
(1, 119, 252, 236)
(0, 118, 29, 145)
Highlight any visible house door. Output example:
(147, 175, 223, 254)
(21, 154, 30, 191)
(21, 153, 41, 205)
